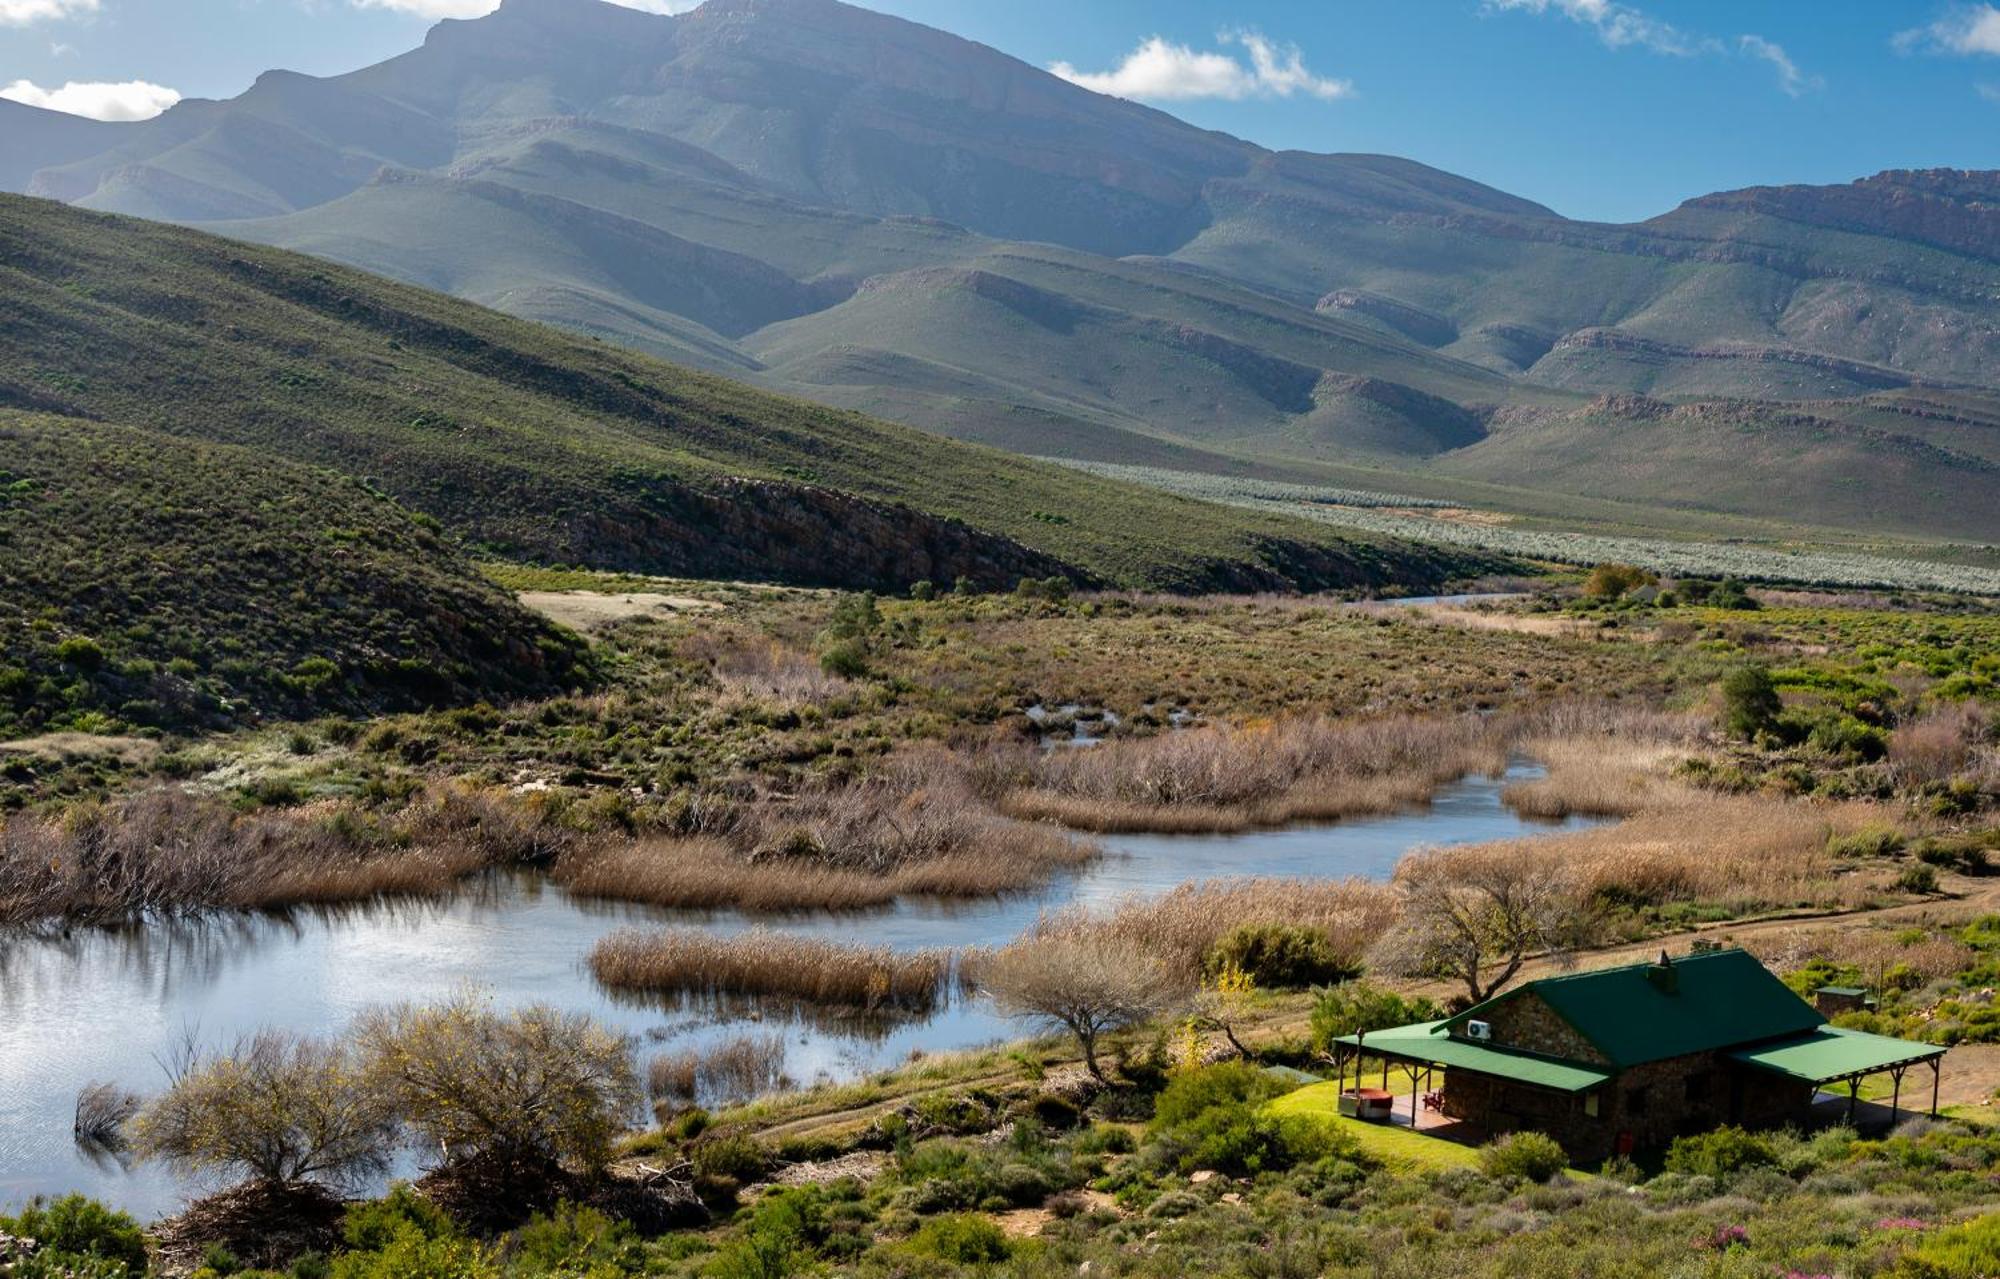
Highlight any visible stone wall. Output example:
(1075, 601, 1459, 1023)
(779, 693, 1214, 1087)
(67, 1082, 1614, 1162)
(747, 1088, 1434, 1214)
(1439, 1054, 1818, 1162)
(1468, 992, 1608, 1065)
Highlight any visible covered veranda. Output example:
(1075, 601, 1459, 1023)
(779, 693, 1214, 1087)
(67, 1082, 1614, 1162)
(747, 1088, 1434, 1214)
(1327, 1019, 1612, 1140)
(1727, 1026, 1948, 1130)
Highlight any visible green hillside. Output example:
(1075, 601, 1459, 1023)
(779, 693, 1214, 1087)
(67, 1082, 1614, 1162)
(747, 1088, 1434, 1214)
(0, 194, 1481, 594)
(0, 413, 590, 740)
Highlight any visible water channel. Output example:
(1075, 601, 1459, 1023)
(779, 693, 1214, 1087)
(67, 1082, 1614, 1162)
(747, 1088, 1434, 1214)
(0, 760, 1600, 1218)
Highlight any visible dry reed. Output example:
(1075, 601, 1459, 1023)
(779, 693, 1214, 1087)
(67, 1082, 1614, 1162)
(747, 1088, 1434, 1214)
(0, 784, 554, 927)
(1002, 877, 1399, 984)
(1004, 712, 1510, 833)
(1395, 792, 1906, 918)
(556, 750, 1094, 911)
(589, 928, 958, 1013)
(648, 1032, 792, 1108)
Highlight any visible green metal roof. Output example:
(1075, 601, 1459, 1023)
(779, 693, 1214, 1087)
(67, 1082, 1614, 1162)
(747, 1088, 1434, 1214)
(1452, 948, 1826, 1069)
(1335, 1020, 1614, 1093)
(1727, 1027, 1946, 1083)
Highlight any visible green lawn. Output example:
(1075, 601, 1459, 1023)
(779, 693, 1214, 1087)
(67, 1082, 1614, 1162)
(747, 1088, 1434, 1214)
(1266, 1082, 1481, 1172)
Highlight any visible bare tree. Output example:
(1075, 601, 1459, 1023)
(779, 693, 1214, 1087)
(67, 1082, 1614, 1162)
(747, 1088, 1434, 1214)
(977, 930, 1187, 1079)
(129, 1030, 398, 1189)
(1370, 846, 1591, 1005)
(354, 994, 640, 1174)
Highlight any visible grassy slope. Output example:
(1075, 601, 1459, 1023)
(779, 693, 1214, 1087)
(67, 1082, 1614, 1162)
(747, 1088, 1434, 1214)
(0, 413, 590, 739)
(0, 194, 1485, 594)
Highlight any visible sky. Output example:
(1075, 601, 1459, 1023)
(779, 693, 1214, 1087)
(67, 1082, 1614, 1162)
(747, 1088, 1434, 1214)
(1, 0, 1997, 222)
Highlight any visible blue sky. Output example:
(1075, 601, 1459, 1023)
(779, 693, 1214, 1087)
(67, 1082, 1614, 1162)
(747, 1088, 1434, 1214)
(2, 0, 1996, 222)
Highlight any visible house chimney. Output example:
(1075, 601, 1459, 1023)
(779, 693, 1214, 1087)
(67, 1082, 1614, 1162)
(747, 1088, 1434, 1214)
(1646, 950, 1678, 994)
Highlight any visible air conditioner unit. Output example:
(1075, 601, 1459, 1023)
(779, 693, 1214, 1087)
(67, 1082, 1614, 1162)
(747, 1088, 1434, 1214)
(1465, 1020, 1493, 1041)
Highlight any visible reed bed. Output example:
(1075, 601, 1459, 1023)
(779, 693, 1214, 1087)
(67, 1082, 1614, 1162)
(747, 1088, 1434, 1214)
(1003, 712, 1510, 833)
(1003, 877, 1399, 984)
(589, 928, 959, 1014)
(0, 784, 551, 927)
(1394, 793, 1906, 918)
(648, 1032, 792, 1109)
(556, 751, 1094, 912)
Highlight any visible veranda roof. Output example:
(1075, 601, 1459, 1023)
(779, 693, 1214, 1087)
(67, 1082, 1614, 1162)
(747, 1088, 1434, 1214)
(1333, 1019, 1614, 1093)
(1726, 1026, 1946, 1084)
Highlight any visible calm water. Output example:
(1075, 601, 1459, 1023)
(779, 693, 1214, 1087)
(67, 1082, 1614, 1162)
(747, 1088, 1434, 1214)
(0, 762, 1597, 1219)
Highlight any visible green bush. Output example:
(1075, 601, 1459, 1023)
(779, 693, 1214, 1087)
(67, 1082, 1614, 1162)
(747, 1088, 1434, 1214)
(1663, 1126, 1779, 1180)
(1477, 1132, 1567, 1183)
(1721, 665, 1782, 740)
(1148, 1063, 1346, 1176)
(910, 1213, 1011, 1265)
(1896, 1211, 2000, 1278)
(0, 1196, 149, 1274)
(1307, 982, 1444, 1053)
(1207, 924, 1358, 989)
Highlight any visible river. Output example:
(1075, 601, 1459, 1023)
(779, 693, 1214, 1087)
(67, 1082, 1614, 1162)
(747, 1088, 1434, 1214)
(0, 760, 1598, 1218)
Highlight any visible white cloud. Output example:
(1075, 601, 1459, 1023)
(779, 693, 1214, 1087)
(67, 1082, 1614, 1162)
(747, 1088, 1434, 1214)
(1980, 81, 2000, 100)
(1485, 0, 1709, 56)
(1896, 5, 2000, 56)
(1, 77, 181, 120)
(1739, 34, 1820, 97)
(350, 0, 696, 16)
(1049, 30, 1352, 103)
(0, 0, 97, 26)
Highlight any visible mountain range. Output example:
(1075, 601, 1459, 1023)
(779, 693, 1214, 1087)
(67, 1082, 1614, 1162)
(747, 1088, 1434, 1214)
(3, 0, 1997, 543)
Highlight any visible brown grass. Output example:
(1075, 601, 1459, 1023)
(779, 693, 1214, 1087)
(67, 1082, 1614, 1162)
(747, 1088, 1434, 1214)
(0, 784, 555, 927)
(1002, 712, 1509, 833)
(1008, 877, 1399, 984)
(1888, 703, 1992, 788)
(648, 1032, 792, 1109)
(1397, 793, 1908, 919)
(589, 928, 958, 1013)
(1747, 919, 1975, 988)
(556, 750, 1094, 911)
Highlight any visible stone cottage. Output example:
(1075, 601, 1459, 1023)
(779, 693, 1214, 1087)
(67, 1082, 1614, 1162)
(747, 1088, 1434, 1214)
(1331, 946, 1946, 1160)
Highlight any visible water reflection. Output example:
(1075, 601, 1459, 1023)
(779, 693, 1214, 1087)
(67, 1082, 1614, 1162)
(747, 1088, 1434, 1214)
(0, 761, 1599, 1219)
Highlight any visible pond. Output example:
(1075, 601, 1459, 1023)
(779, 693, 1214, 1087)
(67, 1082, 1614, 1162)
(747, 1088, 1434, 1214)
(0, 761, 1601, 1219)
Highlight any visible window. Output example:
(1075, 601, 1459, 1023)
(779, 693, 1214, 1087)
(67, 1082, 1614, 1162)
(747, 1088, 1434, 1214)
(1583, 1092, 1600, 1118)
(1626, 1085, 1650, 1116)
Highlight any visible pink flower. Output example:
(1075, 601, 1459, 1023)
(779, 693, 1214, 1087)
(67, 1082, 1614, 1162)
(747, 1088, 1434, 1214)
(1874, 1217, 1927, 1231)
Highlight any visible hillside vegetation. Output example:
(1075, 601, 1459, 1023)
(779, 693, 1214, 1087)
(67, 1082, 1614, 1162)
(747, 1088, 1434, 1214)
(0, 194, 1481, 595)
(0, 413, 589, 740)
(2, 0, 1990, 541)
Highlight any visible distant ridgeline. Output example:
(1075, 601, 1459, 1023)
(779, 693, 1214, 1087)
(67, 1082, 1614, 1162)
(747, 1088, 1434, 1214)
(1, 0, 1993, 545)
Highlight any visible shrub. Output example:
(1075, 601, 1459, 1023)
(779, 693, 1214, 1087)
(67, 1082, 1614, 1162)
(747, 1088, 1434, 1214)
(910, 1214, 1011, 1265)
(1721, 666, 1782, 740)
(1663, 1126, 1779, 1180)
(1895, 1210, 2000, 1278)
(1307, 981, 1444, 1054)
(1147, 1063, 1341, 1176)
(1582, 563, 1654, 600)
(1207, 923, 1358, 989)
(979, 931, 1187, 1079)
(1898, 863, 1941, 895)
(817, 640, 869, 680)
(343, 1185, 455, 1253)
(354, 996, 639, 1174)
(0, 1196, 149, 1274)
(130, 1030, 398, 1188)
(1478, 1132, 1567, 1183)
